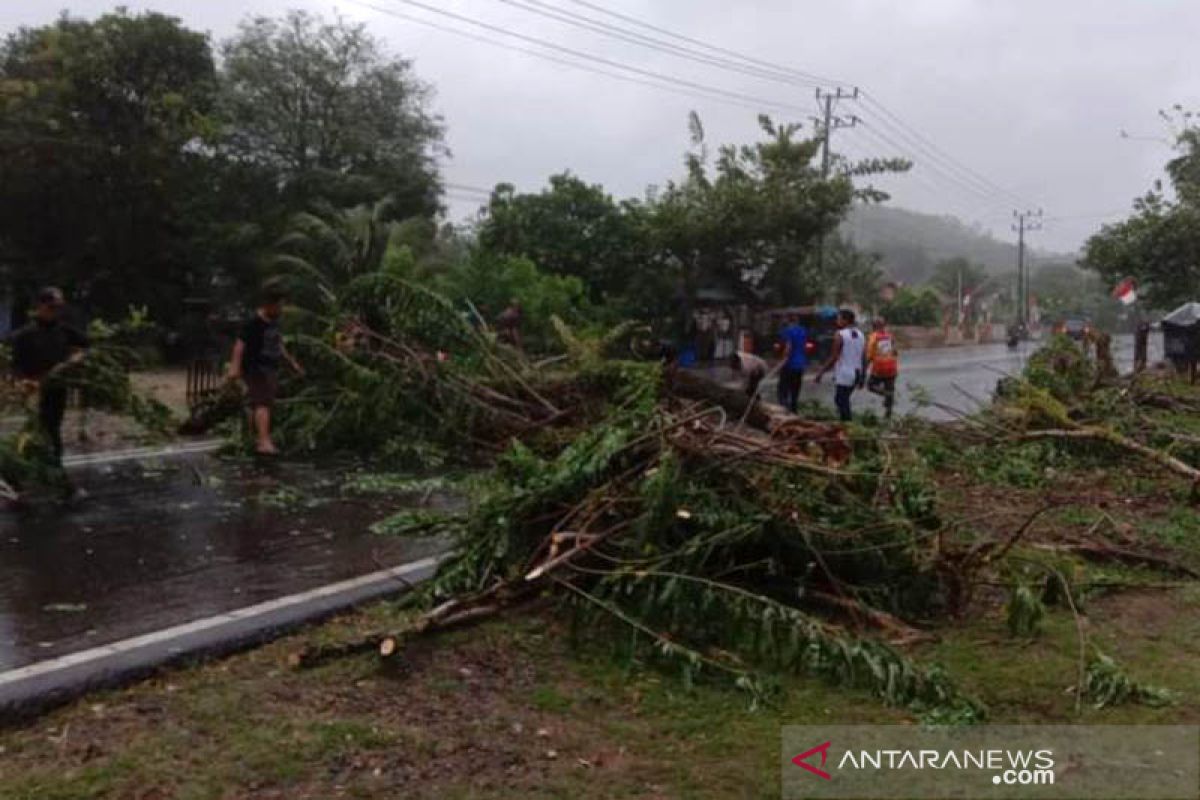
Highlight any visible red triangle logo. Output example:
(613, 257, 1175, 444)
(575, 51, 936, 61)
(792, 741, 833, 780)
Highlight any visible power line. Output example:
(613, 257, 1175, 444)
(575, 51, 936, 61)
(355, 0, 1038, 220)
(444, 181, 494, 196)
(859, 93, 1037, 208)
(488, 0, 828, 90)
(345, 1, 805, 115)
(488, 0, 1030, 209)
(854, 113, 1013, 204)
(361, 0, 813, 116)
(560, 0, 846, 87)
(850, 122, 1013, 214)
(555, 0, 1038, 209)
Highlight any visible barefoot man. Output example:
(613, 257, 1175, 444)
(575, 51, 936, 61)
(227, 285, 302, 455)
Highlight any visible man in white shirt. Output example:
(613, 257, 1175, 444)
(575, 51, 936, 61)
(814, 309, 865, 422)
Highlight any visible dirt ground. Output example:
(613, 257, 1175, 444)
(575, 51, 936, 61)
(1, 580, 1199, 800)
(52, 369, 193, 454)
(130, 369, 191, 416)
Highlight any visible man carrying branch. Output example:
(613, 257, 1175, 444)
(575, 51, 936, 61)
(12, 287, 89, 468)
(227, 285, 303, 456)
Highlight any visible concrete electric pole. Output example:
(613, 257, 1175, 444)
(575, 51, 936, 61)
(813, 87, 860, 275)
(1012, 209, 1043, 327)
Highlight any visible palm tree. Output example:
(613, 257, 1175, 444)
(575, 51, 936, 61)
(269, 196, 398, 313)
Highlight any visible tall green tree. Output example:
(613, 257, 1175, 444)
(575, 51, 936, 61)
(220, 11, 444, 216)
(649, 114, 908, 313)
(0, 10, 217, 316)
(1082, 108, 1200, 309)
(476, 174, 659, 309)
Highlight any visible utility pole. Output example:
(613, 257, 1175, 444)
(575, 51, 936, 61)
(956, 264, 963, 327)
(1012, 209, 1043, 327)
(813, 87, 860, 276)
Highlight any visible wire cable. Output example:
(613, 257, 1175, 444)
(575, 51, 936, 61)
(488, 0, 827, 90)
(359, 0, 812, 115)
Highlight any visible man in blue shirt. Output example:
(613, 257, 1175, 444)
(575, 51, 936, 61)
(777, 313, 808, 414)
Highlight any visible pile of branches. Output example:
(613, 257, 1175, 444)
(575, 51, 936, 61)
(268, 275, 589, 464)
(0, 344, 172, 497)
(987, 335, 1200, 492)
(294, 332, 993, 720)
(289, 328, 1200, 720)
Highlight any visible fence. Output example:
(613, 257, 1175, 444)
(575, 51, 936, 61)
(186, 359, 224, 413)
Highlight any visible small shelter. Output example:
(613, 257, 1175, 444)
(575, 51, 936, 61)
(1161, 302, 1200, 381)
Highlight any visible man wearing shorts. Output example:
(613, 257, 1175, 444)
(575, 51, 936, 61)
(227, 286, 302, 455)
(865, 316, 899, 419)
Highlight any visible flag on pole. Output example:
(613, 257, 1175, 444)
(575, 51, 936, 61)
(1112, 278, 1137, 306)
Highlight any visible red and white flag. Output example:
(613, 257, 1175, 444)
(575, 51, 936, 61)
(1112, 278, 1138, 306)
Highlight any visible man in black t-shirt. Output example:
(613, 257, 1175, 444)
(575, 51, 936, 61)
(226, 286, 302, 455)
(11, 287, 89, 466)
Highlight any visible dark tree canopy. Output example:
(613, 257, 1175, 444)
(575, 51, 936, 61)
(0, 9, 448, 323)
(476, 174, 656, 308)
(0, 10, 217, 315)
(220, 11, 444, 216)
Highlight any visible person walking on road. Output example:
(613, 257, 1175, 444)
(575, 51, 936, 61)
(865, 316, 899, 419)
(730, 350, 768, 398)
(227, 285, 303, 456)
(815, 309, 865, 422)
(777, 313, 809, 414)
(1134, 320, 1150, 373)
(12, 287, 89, 468)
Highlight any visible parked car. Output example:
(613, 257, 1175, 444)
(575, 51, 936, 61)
(1054, 315, 1093, 341)
(753, 306, 840, 363)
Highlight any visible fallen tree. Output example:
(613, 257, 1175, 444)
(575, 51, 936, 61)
(278, 303, 1192, 721)
(0, 343, 172, 498)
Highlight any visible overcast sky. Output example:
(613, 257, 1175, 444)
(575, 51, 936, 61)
(6, 0, 1196, 252)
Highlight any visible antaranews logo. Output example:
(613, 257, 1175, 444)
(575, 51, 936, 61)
(790, 740, 1055, 787)
(791, 741, 832, 781)
(782, 725, 1200, 800)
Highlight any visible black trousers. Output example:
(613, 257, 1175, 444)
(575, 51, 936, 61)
(39, 385, 68, 464)
(867, 374, 896, 417)
(777, 367, 804, 413)
(834, 384, 854, 422)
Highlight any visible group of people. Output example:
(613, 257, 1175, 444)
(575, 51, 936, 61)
(12, 282, 893, 504)
(8, 284, 298, 496)
(730, 310, 899, 422)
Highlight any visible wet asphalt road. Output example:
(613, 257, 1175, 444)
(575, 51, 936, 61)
(0, 334, 1164, 673)
(0, 456, 452, 671)
(714, 333, 1164, 420)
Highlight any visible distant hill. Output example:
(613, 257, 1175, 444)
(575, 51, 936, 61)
(842, 204, 1071, 285)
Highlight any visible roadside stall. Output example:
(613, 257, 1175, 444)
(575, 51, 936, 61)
(1161, 301, 1200, 382)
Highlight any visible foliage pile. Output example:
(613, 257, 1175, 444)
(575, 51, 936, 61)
(981, 335, 1200, 490)
(267, 274, 579, 464)
(0, 344, 172, 496)
(282, 324, 1193, 723)
(288, 320, 988, 719)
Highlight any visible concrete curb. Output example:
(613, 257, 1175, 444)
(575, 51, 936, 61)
(63, 439, 223, 469)
(0, 554, 444, 723)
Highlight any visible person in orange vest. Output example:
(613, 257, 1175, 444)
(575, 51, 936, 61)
(865, 316, 899, 419)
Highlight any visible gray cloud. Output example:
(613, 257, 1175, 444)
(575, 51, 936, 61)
(5, 0, 1196, 252)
